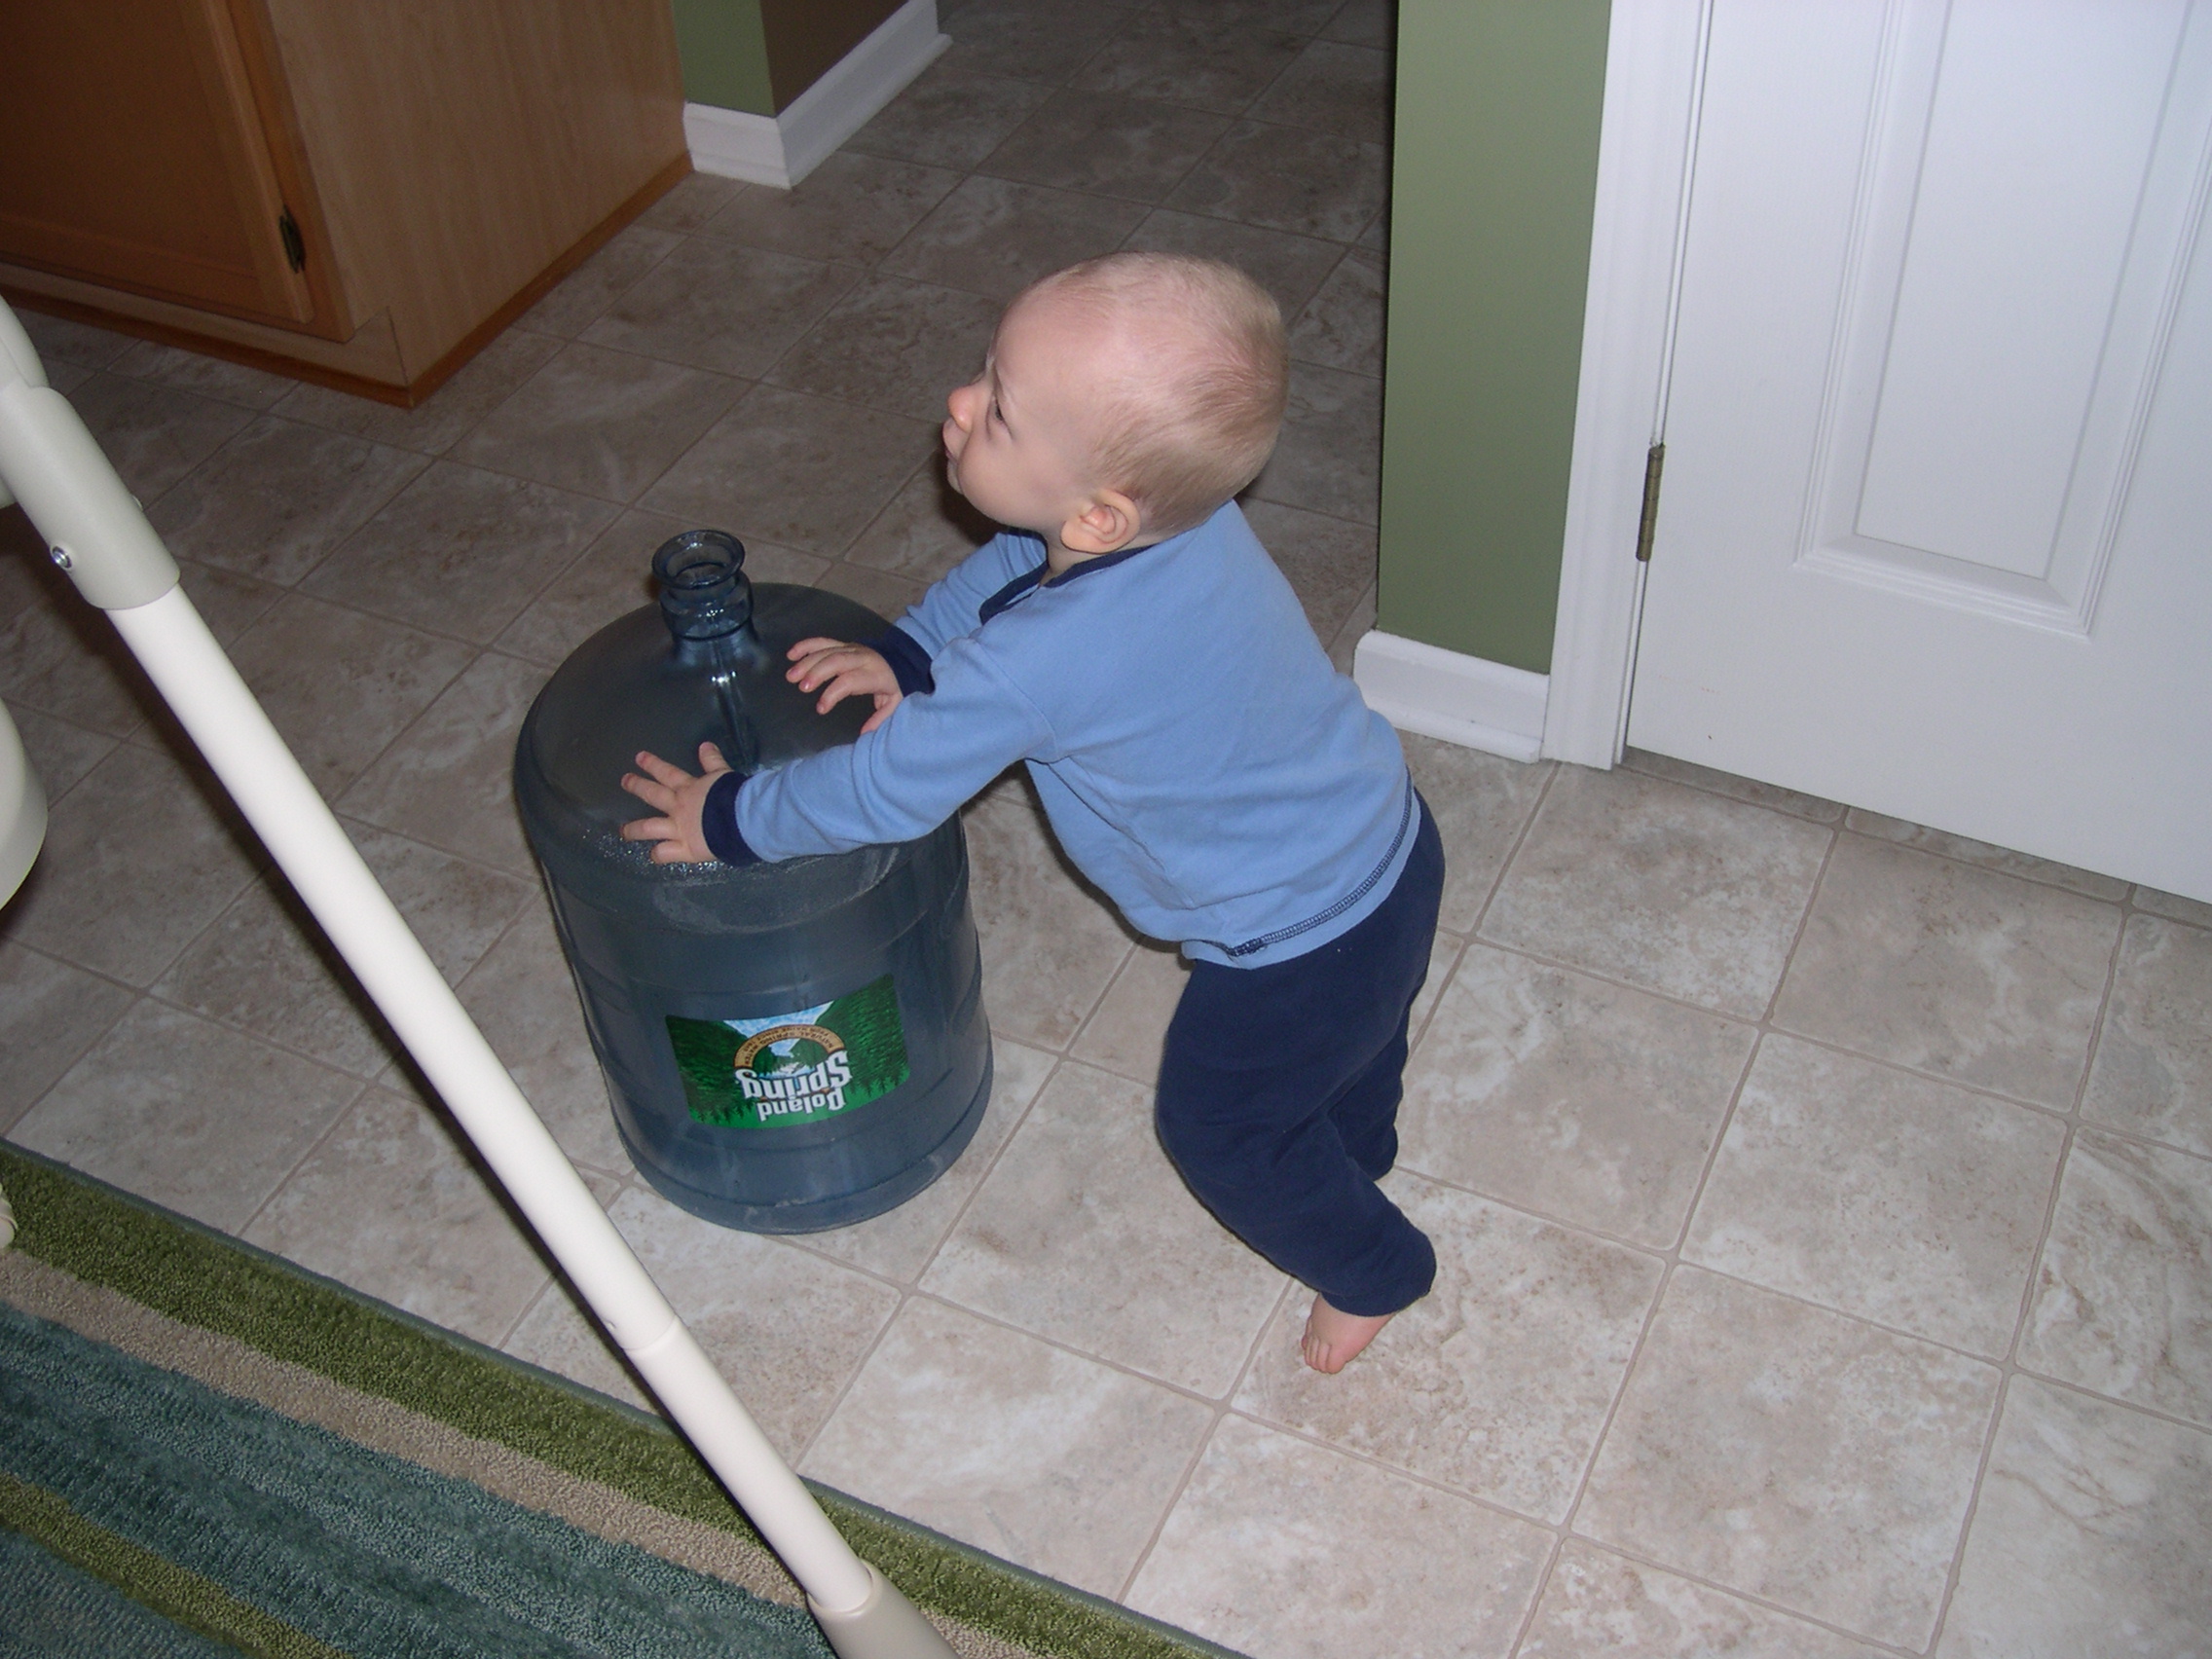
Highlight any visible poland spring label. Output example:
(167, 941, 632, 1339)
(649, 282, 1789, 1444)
(666, 976, 909, 1129)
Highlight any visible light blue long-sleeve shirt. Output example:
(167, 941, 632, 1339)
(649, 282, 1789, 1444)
(729, 501, 1416, 968)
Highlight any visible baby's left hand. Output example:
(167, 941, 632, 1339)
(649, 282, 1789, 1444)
(619, 742, 734, 864)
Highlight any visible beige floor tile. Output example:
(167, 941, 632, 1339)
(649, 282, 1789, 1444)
(1069, 10, 1308, 115)
(1247, 360, 1382, 524)
(2, 745, 264, 986)
(813, 560, 927, 622)
(15, 310, 134, 370)
(2019, 1128, 2212, 1427)
(272, 329, 562, 457)
(1397, 734, 1552, 936)
(448, 897, 630, 1175)
(961, 789, 1133, 1050)
(1118, 209, 1346, 319)
(5, 707, 117, 804)
(608, 1183, 901, 1460)
(700, 151, 965, 264)
(492, 507, 684, 667)
(1577, 1267, 1999, 1649)
(1162, 121, 1387, 242)
(500, 1276, 658, 1415)
(1484, 767, 1829, 1020)
(242, 1084, 552, 1344)
(0, 944, 135, 1131)
(2135, 884, 2212, 929)
(1239, 498, 1377, 645)
(1843, 807, 2130, 902)
(452, 342, 744, 505)
(301, 461, 616, 643)
(800, 1038, 1057, 1283)
(936, 0, 1137, 85)
(801, 1297, 1214, 1598)
(1324, 0, 1396, 49)
(157, 826, 532, 1078)
(0, 525, 221, 748)
(1398, 945, 1754, 1248)
(1685, 1035, 2064, 1355)
(843, 49, 1053, 171)
(223, 593, 475, 796)
(1236, 1173, 1661, 1521)
(1521, 1540, 1891, 1659)
(68, 372, 256, 502)
(112, 339, 295, 409)
(583, 240, 863, 380)
(1249, 39, 1391, 144)
(1126, 1413, 1553, 1659)
(844, 463, 996, 587)
(766, 274, 1003, 424)
(644, 387, 939, 558)
(511, 224, 683, 338)
(635, 170, 748, 235)
(0, 535, 154, 740)
(1070, 941, 1187, 1086)
(1935, 1377, 2212, 1659)
(148, 416, 430, 586)
(978, 90, 1232, 204)
(1286, 249, 1384, 376)
(11, 999, 360, 1230)
(923, 1060, 1284, 1393)
(1619, 749, 1843, 824)
(1774, 834, 2121, 1110)
(881, 176, 1150, 301)
(337, 651, 547, 878)
(2082, 915, 2212, 1157)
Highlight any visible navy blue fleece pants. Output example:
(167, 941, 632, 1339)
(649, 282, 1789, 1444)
(1155, 796, 1444, 1317)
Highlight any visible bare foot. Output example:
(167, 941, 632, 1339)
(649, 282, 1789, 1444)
(1301, 1294, 1392, 1374)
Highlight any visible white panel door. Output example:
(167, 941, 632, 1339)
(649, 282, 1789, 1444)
(1629, 0, 2212, 900)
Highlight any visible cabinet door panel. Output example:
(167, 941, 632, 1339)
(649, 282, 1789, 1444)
(0, 0, 315, 325)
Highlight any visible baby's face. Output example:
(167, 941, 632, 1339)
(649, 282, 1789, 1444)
(942, 293, 1122, 543)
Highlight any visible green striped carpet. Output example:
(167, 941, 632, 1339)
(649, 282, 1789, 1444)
(0, 1144, 1238, 1659)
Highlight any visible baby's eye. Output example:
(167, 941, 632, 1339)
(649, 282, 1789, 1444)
(989, 399, 1004, 425)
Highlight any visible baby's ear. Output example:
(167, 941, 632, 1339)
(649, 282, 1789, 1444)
(1063, 491, 1143, 555)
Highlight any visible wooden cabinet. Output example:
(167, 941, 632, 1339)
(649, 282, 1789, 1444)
(0, 0, 687, 403)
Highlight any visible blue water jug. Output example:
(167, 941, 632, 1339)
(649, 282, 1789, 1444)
(513, 530, 992, 1232)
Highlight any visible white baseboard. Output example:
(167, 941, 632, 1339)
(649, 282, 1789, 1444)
(684, 0, 948, 189)
(1353, 631, 1551, 763)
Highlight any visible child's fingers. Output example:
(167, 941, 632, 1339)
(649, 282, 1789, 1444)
(786, 636, 850, 663)
(619, 771, 673, 810)
(697, 741, 727, 773)
(630, 750, 695, 787)
(618, 813, 674, 842)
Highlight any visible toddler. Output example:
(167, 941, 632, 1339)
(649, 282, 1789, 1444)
(622, 252, 1442, 1372)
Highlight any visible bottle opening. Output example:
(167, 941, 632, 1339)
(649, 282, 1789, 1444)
(654, 530, 753, 641)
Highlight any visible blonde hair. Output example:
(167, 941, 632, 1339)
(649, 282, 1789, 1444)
(1018, 252, 1288, 536)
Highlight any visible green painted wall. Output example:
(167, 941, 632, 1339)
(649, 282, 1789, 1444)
(668, 0, 775, 116)
(1377, 0, 1610, 675)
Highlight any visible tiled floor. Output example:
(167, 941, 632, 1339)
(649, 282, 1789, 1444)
(5, 2, 2210, 1655)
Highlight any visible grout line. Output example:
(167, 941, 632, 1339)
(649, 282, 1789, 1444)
(228, 1070, 379, 1243)
(783, 1046, 1064, 1466)
(1465, 756, 1561, 940)
(1922, 906, 2143, 1650)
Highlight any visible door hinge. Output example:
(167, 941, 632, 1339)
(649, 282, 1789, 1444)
(1635, 441, 1665, 563)
(277, 208, 306, 274)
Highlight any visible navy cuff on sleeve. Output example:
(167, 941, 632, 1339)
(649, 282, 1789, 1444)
(867, 625, 936, 696)
(700, 770, 760, 866)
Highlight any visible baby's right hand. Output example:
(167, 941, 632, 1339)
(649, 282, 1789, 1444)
(786, 638, 903, 732)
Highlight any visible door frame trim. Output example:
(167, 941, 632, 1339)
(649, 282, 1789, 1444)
(1542, 0, 1710, 765)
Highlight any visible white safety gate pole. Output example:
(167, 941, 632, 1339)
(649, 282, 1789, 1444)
(0, 298, 953, 1659)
